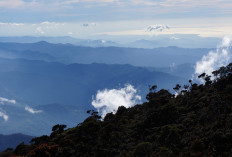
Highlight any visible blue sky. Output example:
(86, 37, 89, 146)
(0, 0, 232, 38)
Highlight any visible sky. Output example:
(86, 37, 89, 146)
(0, 0, 232, 39)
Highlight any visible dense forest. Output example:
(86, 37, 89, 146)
(1, 63, 232, 157)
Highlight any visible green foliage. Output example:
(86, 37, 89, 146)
(152, 147, 173, 157)
(133, 142, 152, 157)
(50, 124, 67, 138)
(30, 135, 50, 145)
(4, 63, 232, 157)
(191, 139, 205, 152)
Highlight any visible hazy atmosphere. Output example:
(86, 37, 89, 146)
(0, 1, 232, 156)
(0, 0, 232, 39)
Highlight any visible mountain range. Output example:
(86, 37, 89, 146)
(2, 62, 232, 157)
(0, 134, 33, 151)
(0, 40, 208, 149)
(0, 35, 220, 48)
(0, 41, 210, 67)
(0, 58, 186, 136)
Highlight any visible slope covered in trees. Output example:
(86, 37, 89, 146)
(2, 63, 232, 157)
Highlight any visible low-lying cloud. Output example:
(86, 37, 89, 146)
(0, 97, 16, 121)
(25, 106, 43, 114)
(0, 110, 8, 121)
(92, 84, 141, 118)
(0, 97, 16, 104)
(195, 36, 232, 76)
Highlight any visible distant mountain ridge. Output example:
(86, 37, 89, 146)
(0, 37, 119, 47)
(0, 57, 186, 136)
(0, 58, 185, 106)
(0, 103, 87, 136)
(0, 133, 33, 151)
(0, 35, 220, 48)
(0, 41, 211, 67)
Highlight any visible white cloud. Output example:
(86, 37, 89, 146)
(92, 84, 141, 118)
(59, 0, 232, 9)
(195, 35, 232, 76)
(82, 23, 97, 27)
(36, 27, 45, 34)
(68, 32, 73, 35)
(0, 97, 16, 104)
(0, 97, 17, 121)
(0, 23, 7, 26)
(40, 21, 65, 26)
(0, 20, 231, 39)
(0, 110, 8, 121)
(170, 36, 180, 40)
(0, 22, 25, 27)
(145, 24, 170, 33)
(25, 106, 43, 114)
(11, 23, 25, 26)
(169, 62, 177, 72)
(0, 0, 24, 8)
(62, 0, 115, 4)
(41, 21, 51, 25)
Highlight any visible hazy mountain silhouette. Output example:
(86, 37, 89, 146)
(0, 58, 185, 136)
(0, 42, 210, 67)
(0, 133, 33, 151)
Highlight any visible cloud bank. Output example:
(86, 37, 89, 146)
(195, 36, 232, 76)
(92, 84, 141, 118)
(25, 106, 43, 114)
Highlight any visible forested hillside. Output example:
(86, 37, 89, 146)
(1, 63, 232, 157)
